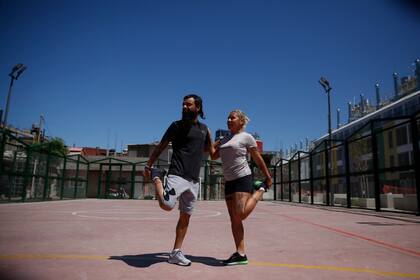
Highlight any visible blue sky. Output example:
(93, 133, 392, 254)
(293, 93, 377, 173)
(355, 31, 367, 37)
(1, 0, 419, 152)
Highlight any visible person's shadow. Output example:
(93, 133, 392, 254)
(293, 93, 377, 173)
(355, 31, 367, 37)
(109, 252, 225, 267)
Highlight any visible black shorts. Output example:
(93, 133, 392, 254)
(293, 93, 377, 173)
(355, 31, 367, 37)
(225, 175, 253, 196)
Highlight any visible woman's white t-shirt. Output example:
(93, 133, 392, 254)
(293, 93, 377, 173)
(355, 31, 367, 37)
(219, 131, 257, 181)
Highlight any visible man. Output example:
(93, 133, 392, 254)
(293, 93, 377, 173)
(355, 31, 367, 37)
(144, 94, 212, 266)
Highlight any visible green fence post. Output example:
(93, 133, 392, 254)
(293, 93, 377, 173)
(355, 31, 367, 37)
(0, 129, 7, 176)
(309, 153, 314, 205)
(74, 155, 80, 199)
(97, 163, 103, 198)
(85, 162, 90, 198)
(204, 160, 209, 200)
(288, 160, 292, 202)
(298, 152, 301, 203)
(371, 121, 381, 212)
(8, 150, 18, 201)
(106, 159, 112, 198)
(273, 164, 277, 201)
(119, 164, 123, 198)
(280, 160, 284, 201)
(22, 148, 32, 202)
(141, 164, 145, 200)
(60, 156, 67, 200)
(344, 140, 351, 208)
(410, 116, 420, 216)
(131, 164, 136, 199)
(43, 143, 52, 200)
(324, 141, 330, 206)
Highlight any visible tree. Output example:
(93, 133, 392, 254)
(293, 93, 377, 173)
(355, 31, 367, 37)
(30, 137, 68, 157)
(45, 137, 68, 157)
(27, 137, 68, 199)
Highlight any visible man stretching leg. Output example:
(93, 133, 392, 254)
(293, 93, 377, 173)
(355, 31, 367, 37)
(144, 94, 212, 266)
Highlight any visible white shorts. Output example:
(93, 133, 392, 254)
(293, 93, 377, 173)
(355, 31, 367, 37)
(163, 175, 199, 215)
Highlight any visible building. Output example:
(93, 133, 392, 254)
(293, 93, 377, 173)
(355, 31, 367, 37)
(68, 147, 107, 156)
(295, 59, 420, 210)
(316, 90, 420, 145)
(309, 89, 419, 210)
(127, 143, 172, 165)
(348, 94, 376, 122)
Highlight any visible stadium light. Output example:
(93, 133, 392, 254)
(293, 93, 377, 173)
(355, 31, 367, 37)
(318, 76, 332, 145)
(3, 63, 27, 127)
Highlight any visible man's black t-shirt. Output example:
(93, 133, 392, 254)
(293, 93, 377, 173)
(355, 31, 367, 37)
(161, 120, 209, 182)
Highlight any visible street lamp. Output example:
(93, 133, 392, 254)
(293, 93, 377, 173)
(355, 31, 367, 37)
(3, 63, 27, 127)
(318, 76, 332, 145)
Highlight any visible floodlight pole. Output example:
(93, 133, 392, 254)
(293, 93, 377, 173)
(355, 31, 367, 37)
(319, 77, 332, 146)
(3, 63, 27, 128)
(3, 77, 15, 128)
(319, 77, 332, 206)
(327, 87, 332, 145)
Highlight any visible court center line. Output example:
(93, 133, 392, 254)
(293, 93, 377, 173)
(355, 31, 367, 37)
(0, 254, 419, 278)
(278, 213, 420, 258)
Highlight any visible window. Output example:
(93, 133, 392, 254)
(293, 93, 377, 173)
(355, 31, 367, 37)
(365, 138, 372, 153)
(408, 124, 412, 144)
(336, 148, 343, 161)
(367, 159, 373, 170)
(405, 99, 418, 115)
(396, 126, 408, 146)
(388, 130, 393, 148)
(393, 106, 403, 117)
(398, 152, 410, 166)
(389, 155, 394, 167)
(399, 172, 415, 188)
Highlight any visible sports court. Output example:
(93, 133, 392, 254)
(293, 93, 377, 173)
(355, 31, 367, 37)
(0, 199, 419, 280)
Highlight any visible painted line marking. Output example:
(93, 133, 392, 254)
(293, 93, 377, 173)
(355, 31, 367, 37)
(71, 209, 222, 221)
(278, 213, 420, 258)
(0, 254, 108, 261)
(0, 254, 419, 278)
(249, 261, 420, 278)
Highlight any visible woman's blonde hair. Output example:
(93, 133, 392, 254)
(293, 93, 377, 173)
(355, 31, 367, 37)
(231, 109, 250, 129)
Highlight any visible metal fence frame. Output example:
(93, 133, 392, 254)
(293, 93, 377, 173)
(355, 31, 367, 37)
(0, 130, 226, 202)
(1, 110, 419, 215)
(273, 110, 420, 215)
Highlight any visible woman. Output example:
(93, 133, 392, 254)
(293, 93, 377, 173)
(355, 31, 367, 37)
(210, 110, 272, 266)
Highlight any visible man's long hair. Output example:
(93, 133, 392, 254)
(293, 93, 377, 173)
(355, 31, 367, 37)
(184, 94, 205, 119)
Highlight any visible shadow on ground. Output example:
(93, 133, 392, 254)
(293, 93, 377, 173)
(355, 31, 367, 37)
(109, 253, 225, 267)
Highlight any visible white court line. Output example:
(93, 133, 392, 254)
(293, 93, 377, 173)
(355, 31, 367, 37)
(71, 209, 222, 221)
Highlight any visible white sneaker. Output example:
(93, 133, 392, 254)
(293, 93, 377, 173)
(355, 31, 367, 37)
(168, 250, 191, 266)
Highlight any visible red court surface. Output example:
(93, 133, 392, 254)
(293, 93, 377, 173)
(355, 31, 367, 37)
(0, 199, 419, 280)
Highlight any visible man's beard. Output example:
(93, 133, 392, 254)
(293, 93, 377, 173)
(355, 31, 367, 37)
(182, 110, 198, 121)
